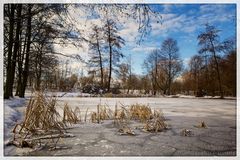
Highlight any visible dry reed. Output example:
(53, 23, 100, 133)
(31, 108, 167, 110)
(11, 92, 66, 148)
(89, 103, 168, 134)
(129, 104, 152, 122)
(91, 105, 112, 123)
(16, 92, 65, 134)
(194, 121, 207, 128)
(62, 103, 80, 124)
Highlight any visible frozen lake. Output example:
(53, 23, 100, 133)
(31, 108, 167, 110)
(5, 97, 236, 156)
(56, 97, 236, 121)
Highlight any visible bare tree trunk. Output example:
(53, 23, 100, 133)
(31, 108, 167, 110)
(108, 45, 112, 92)
(10, 4, 22, 96)
(35, 49, 43, 91)
(154, 55, 158, 95)
(168, 77, 171, 95)
(151, 71, 156, 96)
(16, 29, 27, 96)
(167, 58, 172, 95)
(210, 40, 223, 98)
(19, 4, 32, 98)
(4, 4, 15, 99)
(96, 38, 104, 88)
(107, 22, 112, 92)
(127, 57, 132, 94)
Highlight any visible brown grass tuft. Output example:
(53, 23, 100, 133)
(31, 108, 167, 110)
(129, 104, 152, 122)
(143, 117, 167, 132)
(18, 92, 65, 134)
(194, 121, 207, 128)
(63, 103, 80, 124)
(11, 92, 66, 148)
(91, 112, 97, 123)
(91, 105, 112, 123)
(89, 103, 168, 133)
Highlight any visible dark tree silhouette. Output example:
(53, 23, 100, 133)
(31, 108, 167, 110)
(159, 38, 183, 95)
(103, 19, 125, 92)
(198, 24, 224, 98)
(88, 25, 105, 88)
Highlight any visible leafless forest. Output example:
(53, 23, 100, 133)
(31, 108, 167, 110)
(4, 4, 236, 99)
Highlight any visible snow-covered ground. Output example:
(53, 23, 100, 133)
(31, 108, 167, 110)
(3, 97, 27, 156)
(45, 92, 91, 97)
(4, 97, 26, 132)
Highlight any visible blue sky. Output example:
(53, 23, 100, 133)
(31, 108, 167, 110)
(54, 4, 236, 76)
(120, 4, 236, 75)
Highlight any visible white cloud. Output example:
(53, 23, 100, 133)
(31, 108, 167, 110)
(53, 41, 90, 70)
(151, 14, 192, 36)
(119, 20, 139, 42)
(51, 4, 235, 73)
(183, 57, 190, 66)
(199, 4, 227, 14)
(162, 4, 172, 13)
(151, 4, 234, 37)
(131, 46, 156, 53)
(161, 13, 177, 21)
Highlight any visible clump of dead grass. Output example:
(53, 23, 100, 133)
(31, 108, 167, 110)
(129, 104, 152, 122)
(128, 104, 167, 133)
(144, 110, 168, 132)
(99, 105, 111, 121)
(10, 92, 69, 149)
(91, 112, 97, 123)
(63, 103, 80, 124)
(143, 117, 167, 132)
(91, 105, 112, 123)
(16, 92, 65, 134)
(115, 106, 128, 121)
(90, 103, 168, 134)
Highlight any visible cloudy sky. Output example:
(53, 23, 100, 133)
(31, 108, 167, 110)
(54, 4, 236, 76)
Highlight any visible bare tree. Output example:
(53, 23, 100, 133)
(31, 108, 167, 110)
(143, 49, 160, 95)
(103, 19, 125, 92)
(4, 4, 78, 98)
(189, 55, 204, 96)
(88, 25, 105, 88)
(78, 4, 162, 43)
(159, 38, 183, 95)
(117, 63, 129, 91)
(4, 4, 162, 98)
(220, 50, 236, 96)
(4, 4, 16, 99)
(143, 49, 170, 95)
(198, 24, 224, 98)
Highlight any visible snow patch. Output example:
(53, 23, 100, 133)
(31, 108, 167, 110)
(4, 97, 26, 131)
(45, 92, 91, 97)
(4, 97, 25, 108)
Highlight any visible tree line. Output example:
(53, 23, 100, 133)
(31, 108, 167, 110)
(182, 25, 236, 97)
(88, 19, 125, 92)
(4, 4, 74, 98)
(3, 4, 160, 99)
(4, 4, 236, 98)
(82, 24, 236, 98)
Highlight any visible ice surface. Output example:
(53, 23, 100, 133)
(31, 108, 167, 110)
(3, 93, 236, 156)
